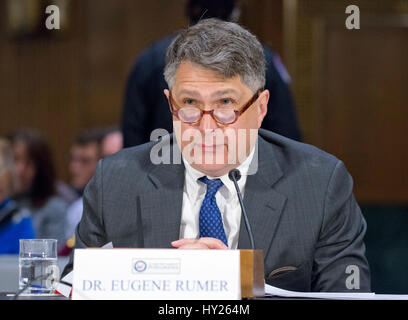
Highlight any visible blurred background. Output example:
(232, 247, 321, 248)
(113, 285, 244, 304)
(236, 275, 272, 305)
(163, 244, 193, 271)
(0, 0, 407, 293)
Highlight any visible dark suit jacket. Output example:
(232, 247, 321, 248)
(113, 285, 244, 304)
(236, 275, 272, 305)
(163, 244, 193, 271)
(121, 34, 302, 147)
(62, 129, 370, 292)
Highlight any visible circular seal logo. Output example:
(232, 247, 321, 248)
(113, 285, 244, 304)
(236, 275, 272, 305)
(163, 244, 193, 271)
(133, 260, 147, 273)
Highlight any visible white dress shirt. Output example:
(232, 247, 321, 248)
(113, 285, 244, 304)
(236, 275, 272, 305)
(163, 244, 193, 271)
(179, 148, 255, 249)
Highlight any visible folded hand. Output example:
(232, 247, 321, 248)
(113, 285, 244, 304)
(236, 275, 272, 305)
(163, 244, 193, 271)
(171, 237, 228, 250)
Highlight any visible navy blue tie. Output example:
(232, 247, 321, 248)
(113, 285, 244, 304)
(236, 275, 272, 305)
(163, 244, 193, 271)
(198, 176, 228, 246)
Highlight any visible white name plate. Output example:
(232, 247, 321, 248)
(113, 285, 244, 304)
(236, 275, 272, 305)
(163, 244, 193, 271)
(72, 248, 241, 300)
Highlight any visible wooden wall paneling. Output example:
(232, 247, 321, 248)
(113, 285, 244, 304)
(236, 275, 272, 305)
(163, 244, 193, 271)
(321, 20, 408, 203)
(82, 0, 187, 128)
(0, 0, 187, 182)
(241, 0, 284, 56)
(0, 0, 87, 181)
(283, 0, 408, 204)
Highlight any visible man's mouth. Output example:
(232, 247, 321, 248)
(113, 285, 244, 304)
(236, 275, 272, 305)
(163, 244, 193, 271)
(197, 144, 225, 152)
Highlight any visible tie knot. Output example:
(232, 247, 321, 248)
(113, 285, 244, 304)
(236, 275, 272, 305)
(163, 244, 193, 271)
(199, 176, 223, 196)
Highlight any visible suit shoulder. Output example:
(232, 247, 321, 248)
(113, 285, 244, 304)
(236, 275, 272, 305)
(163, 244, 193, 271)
(259, 129, 340, 170)
(101, 140, 156, 172)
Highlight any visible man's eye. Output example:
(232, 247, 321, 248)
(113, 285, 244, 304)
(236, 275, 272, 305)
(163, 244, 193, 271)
(183, 99, 196, 105)
(220, 98, 233, 106)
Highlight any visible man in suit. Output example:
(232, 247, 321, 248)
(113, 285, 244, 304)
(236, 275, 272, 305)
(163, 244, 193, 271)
(63, 19, 370, 292)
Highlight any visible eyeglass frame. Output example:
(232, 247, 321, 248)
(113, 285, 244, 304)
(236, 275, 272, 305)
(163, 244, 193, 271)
(168, 89, 262, 125)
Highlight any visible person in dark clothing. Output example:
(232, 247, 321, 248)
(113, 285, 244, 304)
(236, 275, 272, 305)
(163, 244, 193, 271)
(121, 0, 302, 148)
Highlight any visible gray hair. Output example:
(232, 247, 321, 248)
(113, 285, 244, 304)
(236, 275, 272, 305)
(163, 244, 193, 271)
(164, 18, 266, 92)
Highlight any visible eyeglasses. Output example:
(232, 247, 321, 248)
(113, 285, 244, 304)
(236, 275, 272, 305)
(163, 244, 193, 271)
(168, 90, 261, 125)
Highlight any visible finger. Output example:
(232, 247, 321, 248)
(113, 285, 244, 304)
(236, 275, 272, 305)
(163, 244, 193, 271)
(171, 238, 198, 248)
(197, 237, 228, 250)
(171, 237, 228, 249)
(176, 243, 210, 250)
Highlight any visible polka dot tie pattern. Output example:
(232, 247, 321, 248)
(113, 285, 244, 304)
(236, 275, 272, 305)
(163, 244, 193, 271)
(198, 176, 228, 246)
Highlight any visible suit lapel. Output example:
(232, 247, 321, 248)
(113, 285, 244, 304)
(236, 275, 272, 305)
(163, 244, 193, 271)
(238, 137, 287, 259)
(139, 136, 185, 248)
(139, 185, 184, 248)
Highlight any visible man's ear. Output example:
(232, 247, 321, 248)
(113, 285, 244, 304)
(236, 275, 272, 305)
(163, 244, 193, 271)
(164, 89, 170, 100)
(257, 89, 269, 128)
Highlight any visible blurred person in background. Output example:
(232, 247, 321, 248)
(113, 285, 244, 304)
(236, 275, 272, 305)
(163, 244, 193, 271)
(121, 0, 301, 147)
(68, 128, 105, 198)
(6, 129, 67, 250)
(60, 126, 122, 255)
(64, 128, 105, 245)
(68, 126, 123, 199)
(0, 138, 35, 254)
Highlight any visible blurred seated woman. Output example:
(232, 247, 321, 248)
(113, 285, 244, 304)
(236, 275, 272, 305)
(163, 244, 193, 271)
(0, 139, 35, 254)
(7, 129, 67, 250)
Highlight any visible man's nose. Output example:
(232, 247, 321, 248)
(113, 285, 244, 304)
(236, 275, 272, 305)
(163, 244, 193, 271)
(198, 112, 218, 131)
